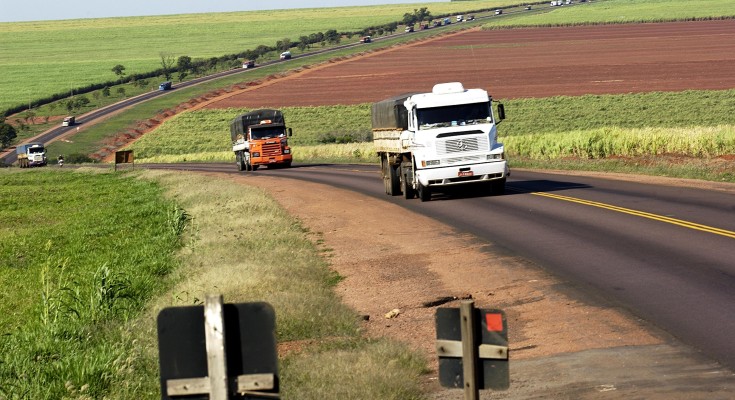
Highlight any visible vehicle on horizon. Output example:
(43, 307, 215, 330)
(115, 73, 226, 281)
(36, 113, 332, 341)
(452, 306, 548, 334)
(280, 51, 292, 60)
(495, 9, 503, 15)
(158, 81, 172, 90)
(360, 36, 372, 43)
(405, 25, 414, 33)
(62, 116, 75, 126)
(372, 82, 508, 202)
(242, 60, 255, 68)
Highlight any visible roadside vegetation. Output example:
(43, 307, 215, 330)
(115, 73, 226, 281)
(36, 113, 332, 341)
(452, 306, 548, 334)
(483, 0, 735, 28)
(122, 89, 735, 182)
(0, 168, 427, 399)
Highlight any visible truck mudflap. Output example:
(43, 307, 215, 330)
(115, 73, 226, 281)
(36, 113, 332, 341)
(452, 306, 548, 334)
(416, 160, 508, 187)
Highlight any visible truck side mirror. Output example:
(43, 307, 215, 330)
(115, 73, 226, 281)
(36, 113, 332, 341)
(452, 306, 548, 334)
(288, 128, 293, 137)
(497, 103, 505, 121)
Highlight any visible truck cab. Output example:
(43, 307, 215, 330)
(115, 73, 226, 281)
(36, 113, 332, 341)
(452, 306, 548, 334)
(62, 116, 75, 126)
(16, 142, 47, 168)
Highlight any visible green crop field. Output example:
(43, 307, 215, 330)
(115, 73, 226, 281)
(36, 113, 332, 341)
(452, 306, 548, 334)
(0, 0, 518, 114)
(483, 0, 735, 28)
(122, 89, 735, 171)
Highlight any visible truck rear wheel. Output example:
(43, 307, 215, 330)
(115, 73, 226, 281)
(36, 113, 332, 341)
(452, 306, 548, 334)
(236, 152, 245, 171)
(382, 156, 400, 196)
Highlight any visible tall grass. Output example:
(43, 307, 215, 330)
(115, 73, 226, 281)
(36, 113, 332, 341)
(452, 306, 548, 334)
(0, 168, 182, 399)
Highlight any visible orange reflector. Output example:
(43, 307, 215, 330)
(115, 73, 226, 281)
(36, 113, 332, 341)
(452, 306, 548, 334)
(485, 313, 503, 332)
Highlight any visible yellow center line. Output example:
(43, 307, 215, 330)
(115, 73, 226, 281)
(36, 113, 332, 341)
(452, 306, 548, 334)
(531, 192, 735, 239)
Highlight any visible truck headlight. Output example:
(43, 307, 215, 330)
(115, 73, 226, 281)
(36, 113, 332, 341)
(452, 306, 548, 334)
(422, 160, 440, 167)
(283, 148, 291, 154)
(487, 153, 504, 160)
(252, 152, 260, 157)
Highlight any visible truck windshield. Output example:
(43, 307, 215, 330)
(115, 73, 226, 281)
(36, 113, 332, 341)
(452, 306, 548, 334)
(251, 127, 286, 140)
(29, 148, 45, 154)
(417, 102, 491, 130)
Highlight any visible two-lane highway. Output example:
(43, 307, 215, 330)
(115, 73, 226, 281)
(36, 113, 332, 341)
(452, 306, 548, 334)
(150, 163, 735, 371)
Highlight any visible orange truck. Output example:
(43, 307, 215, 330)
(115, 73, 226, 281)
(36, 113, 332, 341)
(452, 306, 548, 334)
(230, 109, 293, 171)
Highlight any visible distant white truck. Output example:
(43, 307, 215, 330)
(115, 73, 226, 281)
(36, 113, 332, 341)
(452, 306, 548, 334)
(15, 142, 47, 168)
(372, 82, 508, 201)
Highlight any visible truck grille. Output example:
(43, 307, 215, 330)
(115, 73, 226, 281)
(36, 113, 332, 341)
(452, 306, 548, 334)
(439, 136, 488, 155)
(261, 142, 282, 156)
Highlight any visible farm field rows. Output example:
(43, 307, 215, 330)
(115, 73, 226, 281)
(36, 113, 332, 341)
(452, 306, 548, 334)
(204, 19, 735, 108)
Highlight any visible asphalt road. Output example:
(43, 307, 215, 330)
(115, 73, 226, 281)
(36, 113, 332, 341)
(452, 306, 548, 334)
(148, 162, 735, 373)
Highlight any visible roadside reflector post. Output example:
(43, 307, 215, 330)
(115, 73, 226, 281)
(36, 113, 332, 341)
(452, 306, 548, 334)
(157, 294, 280, 400)
(436, 301, 509, 396)
(460, 300, 480, 400)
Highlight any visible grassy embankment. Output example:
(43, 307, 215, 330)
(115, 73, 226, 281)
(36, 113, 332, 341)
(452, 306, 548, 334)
(0, 168, 427, 399)
(125, 89, 735, 182)
(0, 0, 520, 117)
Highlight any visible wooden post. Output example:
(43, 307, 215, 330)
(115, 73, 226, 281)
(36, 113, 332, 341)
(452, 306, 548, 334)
(460, 300, 479, 400)
(205, 294, 228, 400)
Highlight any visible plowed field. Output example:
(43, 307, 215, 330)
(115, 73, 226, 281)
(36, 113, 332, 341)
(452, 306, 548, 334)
(205, 19, 735, 108)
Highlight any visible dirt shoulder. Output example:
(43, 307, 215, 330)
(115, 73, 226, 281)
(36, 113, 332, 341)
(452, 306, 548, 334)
(225, 172, 735, 399)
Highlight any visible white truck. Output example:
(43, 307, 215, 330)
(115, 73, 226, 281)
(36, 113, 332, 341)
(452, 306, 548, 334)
(372, 82, 508, 201)
(15, 142, 47, 168)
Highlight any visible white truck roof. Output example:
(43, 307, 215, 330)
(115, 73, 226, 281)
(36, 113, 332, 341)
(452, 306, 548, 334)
(405, 82, 490, 109)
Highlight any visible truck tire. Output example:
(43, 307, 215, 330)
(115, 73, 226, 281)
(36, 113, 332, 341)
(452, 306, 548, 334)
(490, 178, 506, 195)
(418, 182, 431, 202)
(382, 156, 400, 196)
(236, 151, 245, 171)
(401, 168, 415, 199)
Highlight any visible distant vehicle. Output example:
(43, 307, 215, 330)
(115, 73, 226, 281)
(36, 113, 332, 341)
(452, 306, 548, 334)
(15, 142, 47, 168)
(421, 23, 429, 30)
(467, 15, 475, 21)
(360, 36, 372, 43)
(456, 15, 463, 22)
(405, 25, 414, 33)
(566, 0, 573, 3)
(443, 17, 451, 25)
(242, 60, 255, 68)
(280, 51, 292, 60)
(495, 9, 503, 15)
(158, 81, 172, 90)
(62, 116, 75, 126)
(525, 5, 532, 10)
(432, 20, 442, 27)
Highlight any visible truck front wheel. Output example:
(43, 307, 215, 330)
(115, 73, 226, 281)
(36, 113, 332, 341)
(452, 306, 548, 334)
(401, 168, 415, 199)
(418, 182, 431, 202)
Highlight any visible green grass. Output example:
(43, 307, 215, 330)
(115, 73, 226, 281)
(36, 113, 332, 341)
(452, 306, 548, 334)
(0, 0, 520, 114)
(0, 168, 182, 398)
(483, 0, 735, 28)
(0, 168, 428, 399)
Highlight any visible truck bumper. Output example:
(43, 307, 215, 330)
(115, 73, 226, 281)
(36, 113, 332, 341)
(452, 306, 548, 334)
(416, 160, 508, 187)
(252, 154, 292, 166)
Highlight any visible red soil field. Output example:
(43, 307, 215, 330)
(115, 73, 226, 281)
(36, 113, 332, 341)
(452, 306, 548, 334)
(205, 19, 735, 108)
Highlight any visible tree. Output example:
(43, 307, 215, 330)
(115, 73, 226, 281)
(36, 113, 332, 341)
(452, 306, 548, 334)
(325, 29, 340, 45)
(111, 64, 126, 79)
(276, 38, 292, 52)
(177, 56, 192, 73)
(160, 53, 176, 81)
(0, 122, 17, 148)
(298, 36, 310, 51)
(116, 87, 126, 97)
